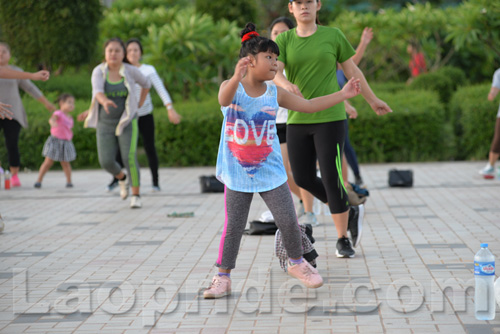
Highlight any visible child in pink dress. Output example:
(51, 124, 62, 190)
(34, 94, 76, 188)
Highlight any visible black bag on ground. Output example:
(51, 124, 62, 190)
(199, 175, 224, 193)
(244, 220, 278, 235)
(388, 169, 413, 187)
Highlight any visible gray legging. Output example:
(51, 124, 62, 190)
(216, 182, 303, 270)
(96, 119, 140, 187)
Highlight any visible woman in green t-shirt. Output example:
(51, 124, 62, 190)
(274, 0, 392, 258)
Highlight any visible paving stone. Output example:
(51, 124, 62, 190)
(0, 163, 499, 333)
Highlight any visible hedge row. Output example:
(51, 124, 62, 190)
(348, 89, 453, 162)
(1, 77, 496, 170)
(449, 83, 495, 160)
(0, 94, 222, 170)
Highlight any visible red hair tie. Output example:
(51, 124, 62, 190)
(241, 31, 259, 43)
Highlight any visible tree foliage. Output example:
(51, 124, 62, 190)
(195, 0, 258, 28)
(331, 1, 499, 83)
(0, 0, 101, 71)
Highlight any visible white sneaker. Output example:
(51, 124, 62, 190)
(119, 180, 129, 200)
(479, 164, 495, 176)
(130, 195, 142, 209)
(299, 212, 318, 226)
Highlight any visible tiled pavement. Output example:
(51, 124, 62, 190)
(0, 161, 500, 334)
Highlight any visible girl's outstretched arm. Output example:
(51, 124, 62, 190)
(277, 78, 361, 113)
(219, 57, 250, 106)
(341, 58, 392, 116)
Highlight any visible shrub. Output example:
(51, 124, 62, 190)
(195, 0, 258, 28)
(348, 89, 452, 162)
(436, 66, 467, 91)
(36, 70, 92, 100)
(370, 81, 409, 94)
(409, 71, 454, 104)
(448, 83, 493, 160)
(0, 96, 223, 170)
(108, 0, 191, 11)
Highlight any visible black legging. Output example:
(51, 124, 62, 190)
(287, 120, 349, 214)
(0, 119, 22, 168)
(115, 114, 159, 186)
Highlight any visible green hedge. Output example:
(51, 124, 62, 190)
(348, 89, 453, 162)
(448, 83, 495, 160)
(0, 94, 222, 170)
(3, 83, 497, 170)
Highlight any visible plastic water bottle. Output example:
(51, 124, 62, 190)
(4, 171, 10, 190)
(474, 243, 496, 320)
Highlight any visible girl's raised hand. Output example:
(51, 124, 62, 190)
(233, 57, 250, 81)
(342, 78, 362, 99)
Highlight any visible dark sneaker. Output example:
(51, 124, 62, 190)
(34, 182, 41, 188)
(348, 204, 364, 248)
(106, 177, 119, 192)
(336, 237, 355, 258)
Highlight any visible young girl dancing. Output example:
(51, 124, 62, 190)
(204, 23, 361, 299)
(34, 94, 77, 188)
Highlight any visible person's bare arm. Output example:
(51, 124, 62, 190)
(95, 93, 117, 114)
(351, 27, 373, 66)
(278, 78, 361, 113)
(341, 58, 392, 115)
(38, 96, 56, 112)
(219, 57, 250, 106)
(0, 67, 50, 81)
(488, 86, 500, 101)
(273, 61, 303, 97)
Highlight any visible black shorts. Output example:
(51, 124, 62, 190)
(276, 123, 287, 144)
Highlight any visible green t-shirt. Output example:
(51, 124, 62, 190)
(276, 26, 356, 124)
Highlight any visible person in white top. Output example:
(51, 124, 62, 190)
(479, 68, 500, 178)
(269, 17, 316, 225)
(106, 38, 182, 192)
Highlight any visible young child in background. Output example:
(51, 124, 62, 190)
(34, 94, 76, 188)
(204, 22, 361, 299)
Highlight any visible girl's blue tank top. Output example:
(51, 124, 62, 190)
(216, 82, 287, 193)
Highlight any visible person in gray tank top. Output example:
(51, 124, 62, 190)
(83, 38, 151, 209)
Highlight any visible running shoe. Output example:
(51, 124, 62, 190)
(336, 237, 355, 258)
(479, 164, 495, 176)
(11, 174, 21, 187)
(130, 195, 142, 209)
(106, 177, 119, 192)
(287, 260, 323, 288)
(203, 275, 231, 299)
(299, 212, 319, 227)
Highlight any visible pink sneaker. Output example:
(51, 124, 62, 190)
(11, 174, 21, 187)
(287, 260, 323, 288)
(203, 274, 231, 299)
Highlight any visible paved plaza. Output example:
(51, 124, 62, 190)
(1, 161, 500, 334)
